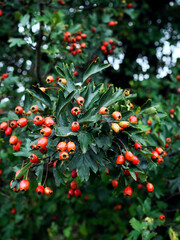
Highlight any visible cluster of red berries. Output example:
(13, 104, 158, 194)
(151, 146, 167, 164)
(165, 137, 171, 148)
(100, 40, 117, 55)
(0, 73, 8, 81)
(67, 170, 81, 198)
(63, 31, 87, 56)
(45, 75, 67, 85)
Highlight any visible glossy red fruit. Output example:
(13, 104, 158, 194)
(44, 117, 55, 129)
(119, 121, 130, 128)
(134, 142, 142, 150)
(169, 108, 175, 113)
(84, 196, 89, 201)
(10, 120, 17, 129)
(151, 151, 159, 160)
(108, 21, 118, 27)
(37, 137, 48, 149)
(112, 180, 118, 188)
(155, 147, 164, 155)
(73, 71, 78, 76)
(81, 33, 87, 38)
(166, 137, 171, 143)
(127, 3, 132, 8)
(81, 42, 86, 48)
(34, 116, 44, 126)
(46, 75, 54, 84)
(15, 106, 23, 115)
(159, 214, 165, 221)
(146, 182, 154, 192)
(19, 179, 30, 192)
(40, 127, 52, 137)
(147, 120, 152, 125)
(17, 118, 28, 128)
(39, 146, 47, 154)
(59, 151, 69, 160)
(5, 127, 12, 135)
(32, 144, 38, 150)
(71, 169, 77, 178)
(108, 39, 113, 44)
(71, 121, 80, 132)
(157, 158, 164, 164)
(57, 77, 67, 85)
(74, 188, 81, 197)
(13, 140, 22, 151)
(29, 154, 39, 163)
(137, 183, 143, 190)
(70, 181, 77, 190)
(36, 185, 44, 195)
(116, 155, 125, 165)
(9, 136, 18, 145)
(30, 105, 39, 113)
(125, 151, 134, 162)
(76, 35, 82, 41)
(15, 169, 23, 180)
(112, 111, 122, 121)
(67, 141, 76, 153)
(44, 187, 53, 195)
(68, 189, 74, 196)
(129, 115, 138, 123)
(0, 122, 8, 131)
(57, 142, 67, 151)
(11, 208, 16, 214)
(161, 150, 167, 158)
(99, 106, 109, 115)
(131, 155, 139, 165)
(76, 96, 85, 105)
(91, 27, 96, 32)
(124, 186, 133, 196)
(71, 107, 81, 116)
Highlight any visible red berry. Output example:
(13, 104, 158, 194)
(15, 169, 23, 180)
(127, 3, 132, 8)
(112, 111, 122, 121)
(137, 183, 143, 190)
(74, 188, 81, 197)
(36, 185, 44, 195)
(71, 169, 77, 178)
(68, 189, 74, 196)
(71, 121, 80, 132)
(99, 107, 109, 115)
(116, 155, 125, 165)
(29, 154, 39, 163)
(5, 127, 12, 135)
(157, 158, 164, 164)
(9, 136, 18, 145)
(134, 142, 142, 150)
(44, 117, 55, 129)
(15, 106, 23, 115)
(108, 21, 118, 27)
(71, 107, 81, 116)
(76, 35, 82, 41)
(146, 182, 154, 192)
(46, 75, 54, 84)
(155, 147, 164, 155)
(13, 140, 22, 151)
(124, 186, 133, 196)
(84, 196, 89, 201)
(131, 155, 139, 165)
(30, 105, 39, 113)
(40, 127, 52, 137)
(67, 141, 76, 153)
(81, 42, 86, 48)
(57, 141, 67, 151)
(11, 208, 16, 214)
(34, 116, 44, 126)
(17, 118, 28, 128)
(151, 151, 159, 160)
(108, 39, 113, 44)
(123, 169, 130, 176)
(101, 45, 106, 51)
(10, 120, 17, 129)
(37, 137, 48, 149)
(114, 204, 122, 210)
(19, 179, 30, 192)
(103, 41, 108, 46)
(147, 120, 152, 125)
(169, 108, 175, 113)
(76, 96, 85, 105)
(129, 115, 138, 123)
(59, 151, 69, 160)
(91, 27, 96, 32)
(44, 187, 53, 195)
(159, 214, 165, 221)
(0, 9, 2, 17)
(81, 33, 87, 38)
(112, 179, 118, 188)
(73, 71, 78, 76)
(125, 151, 134, 162)
(70, 181, 77, 190)
(0, 122, 8, 131)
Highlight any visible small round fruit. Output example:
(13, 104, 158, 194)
(132, 155, 139, 165)
(155, 147, 164, 155)
(59, 151, 69, 160)
(13, 140, 22, 151)
(129, 115, 138, 123)
(125, 151, 134, 162)
(0, 122, 8, 131)
(76, 96, 85, 105)
(70, 181, 77, 190)
(123, 169, 130, 176)
(17, 118, 28, 128)
(151, 151, 159, 160)
(34, 116, 44, 126)
(9, 136, 18, 145)
(37, 137, 48, 149)
(111, 123, 121, 133)
(146, 182, 154, 192)
(119, 121, 130, 128)
(40, 127, 52, 137)
(11, 208, 16, 214)
(71, 169, 77, 178)
(10, 120, 17, 129)
(134, 142, 142, 150)
(157, 158, 164, 164)
(112, 111, 122, 121)
(44, 187, 53, 195)
(147, 120, 152, 125)
(57, 78, 67, 85)
(74, 189, 81, 197)
(116, 155, 125, 165)
(166, 137, 171, 143)
(159, 214, 165, 221)
(5, 127, 12, 135)
(29, 154, 39, 163)
(124, 89, 130, 96)
(137, 184, 143, 190)
(67, 141, 76, 153)
(44, 117, 55, 129)
(15, 106, 23, 115)
(19, 179, 30, 192)
(39, 146, 47, 154)
(68, 189, 74, 196)
(71, 121, 80, 132)
(81, 42, 86, 48)
(99, 107, 109, 115)
(57, 142, 67, 151)
(112, 180, 118, 188)
(46, 75, 54, 84)
(36, 185, 44, 195)
(30, 105, 39, 113)
(71, 107, 81, 116)
(124, 186, 133, 196)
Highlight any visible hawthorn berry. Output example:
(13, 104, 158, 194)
(5, 127, 12, 135)
(57, 142, 67, 151)
(10, 120, 17, 129)
(46, 75, 54, 84)
(76, 96, 85, 105)
(132, 155, 139, 165)
(67, 141, 76, 153)
(19, 179, 30, 192)
(11, 208, 16, 215)
(108, 21, 118, 27)
(70, 181, 77, 190)
(13, 140, 22, 151)
(71, 107, 81, 116)
(127, 3, 132, 8)
(17, 118, 28, 128)
(39, 146, 47, 154)
(30, 105, 39, 113)
(112, 111, 122, 121)
(29, 154, 39, 163)
(71, 169, 77, 178)
(108, 39, 113, 44)
(147, 120, 152, 125)
(36, 185, 44, 195)
(0, 169, 2, 175)
(81, 33, 87, 38)
(157, 158, 164, 164)
(0, 122, 8, 131)
(81, 42, 86, 48)
(112, 179, 118, 188)
(129, 115, 138, 123)
(34, 116, 44, 126)
(15, 106, 23, 115)
(68, 189, 74, 196)
(91, 27, 96, 32)
(125, 151, 134, 162)
(71, 121, 80, 132)
(44, 117, 55, 129)
(10, 180, 19, 192)
(119, 121, 129, 128)
(116, 155, 125, 165)
(123, 169, 131, 176)
(161, 151, 167, 158)
(9, 136, 18, 145)
(124, 186, 133, 196)
(159, 214, 165, 221)
(73, 71, 78, 76)
(151, 151, 159, 160)
(146, 182, 154, 192)
(166, 137, 171, 143)
(44, 187, 53, 195)
(155, 147, 164, 155)
(59, 151, 69, 160)
(169, 108, 175, 114)
(74, 189, 81, 197)
(99, 107, 109, 115)
(37, 137, 48, 149)
(40, 127, 52, 137)
(111, 123, 121, 133)
(57, 77, 67, 85)
(124, 89, 130, 96)
(137, 183, 143, 190)
(114, 205, 122, 210)
(134, 142, 142, 150)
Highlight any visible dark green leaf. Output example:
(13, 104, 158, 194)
(15, 162, 32, 180)
(26, 86, 51, 107)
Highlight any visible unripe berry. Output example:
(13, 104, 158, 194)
(71, 121, 80, 132)
(99, 107, 109, 115)
(70, 181, 77, 190)
(119, 121, 129, 128)
(74, 188, 81, 197)
(34, 115, 44, 126)
(134, 142, 142, 150)
(124, 89, 130, 96)
(112, 179, 118, 188)
(76, 96, 85, 105)
(151, 151, 159, 160)
(29, 154, 39, 163)
(30, 105, 39, 113)
(37, 137, 48, 149)
(112, 111, 122, 121)
(40, 127, 52, 137)
(59, 151, 69, 160)
(15, 106, 23, 115)
(46, 75, 54, 84)
(67, 141, 76, 153)
(124, 186, 133, 196)
(71, 169, 77, 178)
(0, 122, 8, 131)
(125, 151, 134, 162)
(17, 118, 28, 128)
(131, 155, 139, 165)
(57, 77, 67, 85)
(116, 155, 125, 165)
(44, 187, 53, 195)
(36, 185, 44, 195)
(5, 127, 12, 135)
(19, 179, 30, 192)
(9, 136, 18, 145)
(57, 142, 67, 151)
(129, 115, 138, 123)
(44, 117, 55, 129)
(10, 120, 17, 129)
(146, 182, 154, 192)
(111, 123, 121, 133)
(71, 107, 81, 116)
(159, 214, 165, 221)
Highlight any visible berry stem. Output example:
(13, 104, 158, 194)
(113, 140, 122, 154)
(117, 138, 127, 151)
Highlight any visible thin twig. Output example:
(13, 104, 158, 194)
(117, 138, 127, 151)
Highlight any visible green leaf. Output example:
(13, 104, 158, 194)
(53, 168, 65, 187)
(78, 108, 100, 124)
(35, 164, 44, 185)
(129, 218, 142, 233)
(83, 58, 110, 83)
(15, 162, 32, 180)
(55, 126, 78, 137)
(20, 14, 30, 26)
(13, 139, 32, 157)
(8, 38, 26, 47)
(26, 86, 51, 107)
(78, 131, 92, 153)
